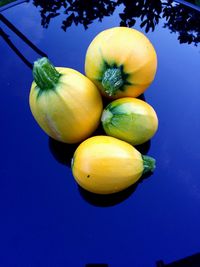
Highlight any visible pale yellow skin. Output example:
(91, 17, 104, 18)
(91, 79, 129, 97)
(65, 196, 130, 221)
(85, 27, 157, 99)
(72, 136, 144, 194)
(101, 97, 158, 145)
(29, 68, 103, 143)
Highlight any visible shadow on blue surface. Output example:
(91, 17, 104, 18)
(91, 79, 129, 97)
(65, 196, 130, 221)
(156, 252, 200, 267)
(85, 253, 200, 267)
(78, 183, 139, 207)
(85, 253, 200, 266)
(49, 137, 78, 166)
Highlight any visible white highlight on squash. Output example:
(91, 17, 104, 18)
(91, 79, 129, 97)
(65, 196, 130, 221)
(101, 109, 113, 123)
(45, 114, 62, 141)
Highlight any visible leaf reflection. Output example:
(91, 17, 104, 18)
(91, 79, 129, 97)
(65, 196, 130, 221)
(32, 0, 200, 46)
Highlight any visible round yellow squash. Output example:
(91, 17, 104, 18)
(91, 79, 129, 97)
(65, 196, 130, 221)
(85, 27, 157, 99)
(29, 57, 103, 143)
(72, 136, 156, 194)
(101, 97, 158, 145)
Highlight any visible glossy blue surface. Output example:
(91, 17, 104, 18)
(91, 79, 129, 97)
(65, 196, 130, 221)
(0, 1, 200, 266)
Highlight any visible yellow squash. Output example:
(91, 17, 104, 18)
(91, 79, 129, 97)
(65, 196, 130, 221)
(101, 97, 158, 145)
(29, 57, 103, 143)
(85, 27, 157, 99)
(72, 136, 156, 194)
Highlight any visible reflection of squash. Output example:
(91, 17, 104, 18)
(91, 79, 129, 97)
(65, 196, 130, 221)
(85, 27, 157, 99)
(29, 58, 103, 144)
(72, 136, 156, 194)
(101, 97, 158, 145)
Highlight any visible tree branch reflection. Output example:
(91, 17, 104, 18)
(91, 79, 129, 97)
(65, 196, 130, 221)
(32, 0, 200, 46)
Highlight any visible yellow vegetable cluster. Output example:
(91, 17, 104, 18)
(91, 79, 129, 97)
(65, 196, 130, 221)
(29, 27, 158, 195)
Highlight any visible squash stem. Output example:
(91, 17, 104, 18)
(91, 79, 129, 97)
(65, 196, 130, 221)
(33, 57, 61, 90)
(142, 155, 156, 174)
(102, 68, 124, 96)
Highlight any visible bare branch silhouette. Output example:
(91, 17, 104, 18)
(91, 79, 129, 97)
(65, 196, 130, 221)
(0, 14, 47, 68)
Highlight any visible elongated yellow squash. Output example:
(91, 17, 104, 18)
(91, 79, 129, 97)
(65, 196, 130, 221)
(72, 136, 156, 194)
(29, 58, 103, 143)
(85, 27, 157, 99)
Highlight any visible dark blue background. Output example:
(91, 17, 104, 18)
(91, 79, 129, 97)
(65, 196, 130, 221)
(0, 1, 200, 266)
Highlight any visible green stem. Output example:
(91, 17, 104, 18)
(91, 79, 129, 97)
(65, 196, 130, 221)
(142, 155, 156, 174)
(33, 57, 61, 90)
(102, 67, 124, 96)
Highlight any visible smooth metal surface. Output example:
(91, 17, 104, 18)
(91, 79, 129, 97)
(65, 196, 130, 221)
(0, 1, 200, 266)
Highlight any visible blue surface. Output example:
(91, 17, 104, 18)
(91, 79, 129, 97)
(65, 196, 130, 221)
(0, 1, 200, 266)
